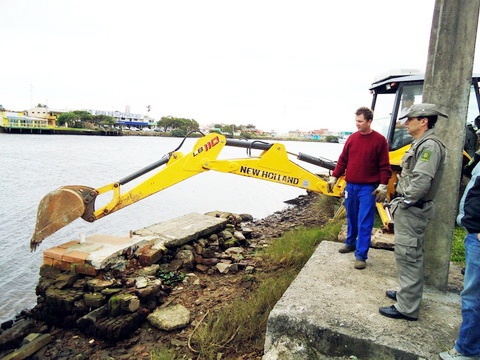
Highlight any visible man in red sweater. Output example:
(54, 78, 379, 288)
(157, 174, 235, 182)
(328, 107, 391, 269)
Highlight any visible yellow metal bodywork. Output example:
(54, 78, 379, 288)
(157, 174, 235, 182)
(388, 144, 411, 167)
(204, 143, 336, 195)
(373, 145, 410, 232)
(92, 134, 345, 220)
(31, 133, 346, 249)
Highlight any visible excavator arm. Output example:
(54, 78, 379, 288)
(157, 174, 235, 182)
(31, 133, 347, 250)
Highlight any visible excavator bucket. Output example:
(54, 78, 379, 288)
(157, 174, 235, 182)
(30, 185, 95, 251)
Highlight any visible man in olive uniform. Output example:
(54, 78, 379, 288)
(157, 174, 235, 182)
(379, 103, 448, 321)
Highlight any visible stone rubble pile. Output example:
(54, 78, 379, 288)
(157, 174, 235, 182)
(0, 210, 263, 356)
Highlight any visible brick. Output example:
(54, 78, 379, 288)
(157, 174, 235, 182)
(62, 250, 89, 264)
(44, 247, 66, 261)
(137, 245, 163, 266)
(51, 259, 73, 272)
(43, 257, 54, 267)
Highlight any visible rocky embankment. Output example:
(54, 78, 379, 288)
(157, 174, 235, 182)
(0, 192, 332, 360)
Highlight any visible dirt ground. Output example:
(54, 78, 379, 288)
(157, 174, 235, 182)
(25, 193, 332, 360)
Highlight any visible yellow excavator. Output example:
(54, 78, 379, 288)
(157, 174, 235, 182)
(31, 70, 480, 250)
(30, 133, 347, 250)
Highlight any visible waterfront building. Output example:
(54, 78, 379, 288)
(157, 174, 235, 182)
(85, 109, 156, 129)
(1, 103, 156, 131)
(1, 104, 57, 129)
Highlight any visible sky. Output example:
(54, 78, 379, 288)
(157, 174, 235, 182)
(2, 0, 479, 133)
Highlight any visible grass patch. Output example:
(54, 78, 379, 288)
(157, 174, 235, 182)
(150, 347, 176, 360)
(451, 226, 466, 265)
(188, 270, 296, 359)
(260, 222, 342, 270)
(187, 218, 343, 359)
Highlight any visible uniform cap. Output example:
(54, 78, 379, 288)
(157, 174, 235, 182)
(399, 103, 448, 120)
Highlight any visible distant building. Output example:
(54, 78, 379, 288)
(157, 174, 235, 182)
(1, 110, 51, 128)
(1, 104, 156, 130)
(25, 105, 156, 129)
(85, 109, 156, 128)
(27, 106, 63, 126)
(1, 105, 61, 128)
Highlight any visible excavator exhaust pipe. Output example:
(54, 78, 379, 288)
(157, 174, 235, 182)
(30, 185, 96, 251)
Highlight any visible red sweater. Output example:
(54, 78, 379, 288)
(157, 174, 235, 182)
(332, 130, 391, 184)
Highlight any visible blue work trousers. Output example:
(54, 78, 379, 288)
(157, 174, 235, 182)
(344, 183, 376, 261)
(455, 232, 480, 357)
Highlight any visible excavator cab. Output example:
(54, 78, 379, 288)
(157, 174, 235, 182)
(367, 70, 480, 231)
(369, 70, 480, 164)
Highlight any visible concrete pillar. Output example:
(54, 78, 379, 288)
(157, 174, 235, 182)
(423, 0, 480, 290)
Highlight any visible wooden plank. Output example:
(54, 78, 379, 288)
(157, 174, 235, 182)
(1, 333, 53, 360)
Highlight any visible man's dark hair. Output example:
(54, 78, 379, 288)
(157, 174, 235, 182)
(425, 115, 437, 129)
(355, 107, 374, 121)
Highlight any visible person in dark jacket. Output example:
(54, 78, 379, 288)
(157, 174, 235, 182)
(439, 160, 480, 360)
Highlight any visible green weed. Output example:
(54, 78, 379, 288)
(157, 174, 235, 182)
(188, 217, 344, 359)
(260, 221, 342, 270)
(451, 226, 466, 265)
(150, 346, 177, 360)
(157, 270, 186, 286)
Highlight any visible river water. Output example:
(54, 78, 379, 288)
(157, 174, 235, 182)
(0, 133, 343, 322)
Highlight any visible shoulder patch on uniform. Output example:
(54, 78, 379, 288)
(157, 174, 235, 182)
(420, 149, 432, 162)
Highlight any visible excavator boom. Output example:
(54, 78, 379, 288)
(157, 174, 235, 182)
(30, 133, 348, 250)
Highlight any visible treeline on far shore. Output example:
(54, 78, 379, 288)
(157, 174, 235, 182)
(122, 130, 340, 143)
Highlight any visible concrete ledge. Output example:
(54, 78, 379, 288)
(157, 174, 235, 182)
(264, 241, 461, 359)
(44, 234, 149, 273)
(134, 212, 228, 248)
(42, 213, 229, 273)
